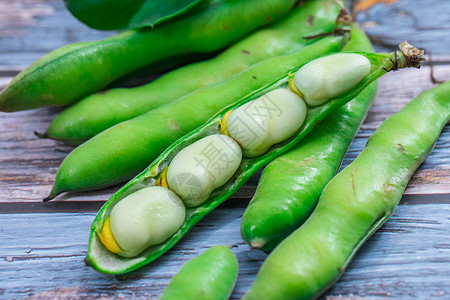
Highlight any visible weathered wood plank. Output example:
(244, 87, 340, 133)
(1, 0, 450, 62)
(0, 193, 448, 214)
(0, 1, 449, 298)
(0, 0, 113, 66)
(0, 204, 449, 299)
(1, 64, 449, 202)
(1, 0, 449, 202)
(354, 0, 450, 55)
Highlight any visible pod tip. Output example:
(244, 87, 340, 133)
(34, 131, 48, 139)
(84, 256, 91, 267)
(223, 244, 238, 249)
(250, 240, 266, 250)
(43, 190, 57, 202)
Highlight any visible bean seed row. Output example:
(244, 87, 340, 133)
(100, 53, 371, 257)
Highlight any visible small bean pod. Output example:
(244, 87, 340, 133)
(160, 245, 238, 300)
(243, 81, 450, 300)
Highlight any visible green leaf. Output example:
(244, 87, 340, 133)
(64, 0, 206, 30)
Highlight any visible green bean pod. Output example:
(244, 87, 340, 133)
(243, 81, 450, 300)
(85, 45, 422, 274)
(241, 25, 377, 251)
(46, 34, 349, 201)
(159, 245, 238, 300)
(0, 0, 296, 112)
(42, 0, 344, 145)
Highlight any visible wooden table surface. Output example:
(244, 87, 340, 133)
(0, 0, 449, 299)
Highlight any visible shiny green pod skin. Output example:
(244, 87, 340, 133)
(241, 25, 377, 251)
(0, 0, 296, 112)
(243, 81, 450, 300)
(85, 47, 409, 274)
(43, 0, 343, 145)
(159, 246, 238, 300)
(47, 35, 348, 200)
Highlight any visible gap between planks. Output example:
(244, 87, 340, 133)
(0, 193, 449, 214)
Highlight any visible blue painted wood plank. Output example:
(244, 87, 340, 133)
(0, 1, 113, 66)
(1, 63, 448, 203)
(1, 204, 449, 299)
(354, 0, 450, 55)
(1, 0, 450, 66)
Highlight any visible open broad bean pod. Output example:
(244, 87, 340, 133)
(85, 42, 424, 274)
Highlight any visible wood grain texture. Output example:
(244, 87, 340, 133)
(0, 0, 112, 66)
(0, 1, 449, 298)
(0, 0, 449, 202)
(0, 205, 449, 299)
(1, 64, 449, 202)
(354, 0, 450, 54)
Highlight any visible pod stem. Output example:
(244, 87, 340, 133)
(303, 0, 352, 40)
(34, 131, 48, 139)
(394, 41, 426, 70)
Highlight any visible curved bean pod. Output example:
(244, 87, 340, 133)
(0, 0, 296, 112)
(85, 44, 422, 274)
(241, 25, 377, 251)
(42, 0, 344, 145)
(243, 81, 450, 300)
(46, 34, 348, 200)
(160, 245, 238, 300)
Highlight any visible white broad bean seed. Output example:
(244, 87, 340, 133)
(167, 134, 242, 207)
(293, 53, 371, 106)
(109, 186, 186, 257)
(227, 88, 307, 157)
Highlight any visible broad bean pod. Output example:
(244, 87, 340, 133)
(0, 0, 296, 112)
(243, 81, 450, 300)
(241, 25, 378, 251)
(46, 34, 349, 201)
(160, 245, 238, 300)
(41, 0, 344, 145)
(85, 44, 422, 274)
